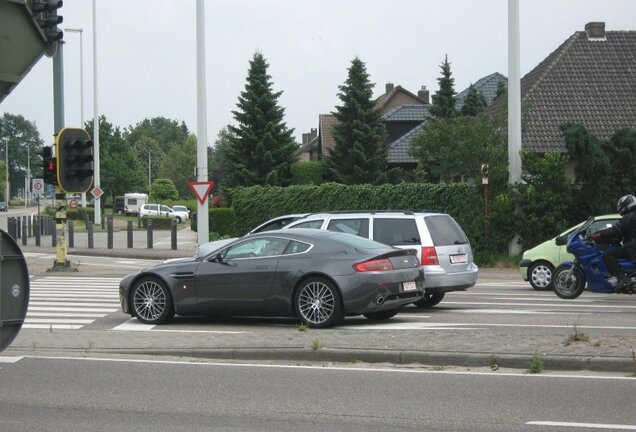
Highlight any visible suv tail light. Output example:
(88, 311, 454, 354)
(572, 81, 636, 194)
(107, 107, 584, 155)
(421, 247, 439, 265)
(354, 258, 394, 272)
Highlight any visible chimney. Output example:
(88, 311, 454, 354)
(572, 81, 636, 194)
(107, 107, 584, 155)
(385, 82, 394, 94)
(418, 86, 430, 104)
(585, 22, 606, 40)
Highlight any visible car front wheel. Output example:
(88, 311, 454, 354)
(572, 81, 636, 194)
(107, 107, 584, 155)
(528, 261, 554, 290)
(131, 277, 174, 324)
(294, 277, 344, 328)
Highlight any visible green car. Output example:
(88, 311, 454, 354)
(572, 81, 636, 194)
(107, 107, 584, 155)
(519, 214, 620, 290)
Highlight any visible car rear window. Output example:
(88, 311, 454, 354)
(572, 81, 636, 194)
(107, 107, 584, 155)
(424, 215, 469, 246)
(291, 220, 324, 229)
(373, 219, 420, 245)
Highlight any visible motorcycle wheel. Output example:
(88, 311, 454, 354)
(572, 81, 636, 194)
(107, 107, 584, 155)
(553, 265, 585, 299)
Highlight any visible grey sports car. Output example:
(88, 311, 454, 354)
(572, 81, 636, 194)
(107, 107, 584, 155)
(119, 228, 424, 328)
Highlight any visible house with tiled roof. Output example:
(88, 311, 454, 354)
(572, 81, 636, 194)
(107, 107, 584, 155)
(488, 22, 636, 154)
(455, 72, 506, 112)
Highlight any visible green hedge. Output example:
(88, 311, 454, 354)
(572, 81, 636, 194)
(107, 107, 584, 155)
(227, 182, 483, 240)
(140, 216, 176, 230)
(190, 208, 238, 238)
(291, 161, 325, 185)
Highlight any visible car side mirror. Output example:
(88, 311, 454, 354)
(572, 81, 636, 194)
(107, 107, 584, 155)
(555, 235, 567, 246)
(209, 253, 224, 263)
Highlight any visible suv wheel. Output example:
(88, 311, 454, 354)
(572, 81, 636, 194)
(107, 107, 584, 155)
(413, 290, 445, 308)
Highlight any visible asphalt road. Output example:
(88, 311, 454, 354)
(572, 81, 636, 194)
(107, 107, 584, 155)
(0, 356, 634, 432)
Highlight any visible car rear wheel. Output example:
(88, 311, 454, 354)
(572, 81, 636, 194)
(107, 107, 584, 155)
(295, 277, 344, 328)
(528, 261, 554, 290)
(413, 290, 445, 308)
(363, 309, 400, 321)
(131, 277, 174, 324)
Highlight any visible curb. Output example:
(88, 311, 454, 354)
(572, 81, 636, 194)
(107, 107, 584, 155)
(15, 346, 632, 374)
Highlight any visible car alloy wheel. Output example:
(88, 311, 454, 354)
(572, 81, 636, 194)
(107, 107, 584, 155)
(295, 277, 343, 328)
(131, 277, 174, 324)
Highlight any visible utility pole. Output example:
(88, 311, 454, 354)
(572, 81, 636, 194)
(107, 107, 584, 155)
(196, 0, 209, 245)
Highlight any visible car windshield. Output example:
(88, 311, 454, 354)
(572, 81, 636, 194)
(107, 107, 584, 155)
(173, 206, 187, 211)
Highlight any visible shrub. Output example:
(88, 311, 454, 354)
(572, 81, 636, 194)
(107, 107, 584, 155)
(291, 161, 325, 185)
(140, 216, 176, 230)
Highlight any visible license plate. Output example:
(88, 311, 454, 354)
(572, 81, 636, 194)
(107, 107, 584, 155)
(450, 254, 467, 264)
(402, 281, 417, 292)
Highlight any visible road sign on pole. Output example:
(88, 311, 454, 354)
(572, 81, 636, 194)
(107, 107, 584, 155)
(189, 181, 214, 204)
(32, 178, 44, 195)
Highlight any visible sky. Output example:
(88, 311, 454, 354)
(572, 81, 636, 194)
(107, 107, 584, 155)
(2, 0, 635, 147)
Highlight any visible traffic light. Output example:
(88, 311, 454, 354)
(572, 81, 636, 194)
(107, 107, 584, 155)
(29, 0, 64, 57)
(36, 146, 57, 185)
(56, 128, 94, 193)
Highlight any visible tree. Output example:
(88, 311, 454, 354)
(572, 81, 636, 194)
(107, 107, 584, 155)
(159, 134, 197, 198)
(124, 117, 189, 155)
(85, 116, 145, 201)
(224, 52, 298, 188)
(325, 57, 388, 184)
(496, 77, 507, 98)
(208, 126, 235, 182)
(606, 128, 636, 197)
(429, 54, 457, 119)
(561, 122, 613, 217)
(460, 84, 488, 116)
(410, 113, 507, 191)
(150, 178, 178, 201)
(133, 136, 162, 191)
(0, 113, 43, 198)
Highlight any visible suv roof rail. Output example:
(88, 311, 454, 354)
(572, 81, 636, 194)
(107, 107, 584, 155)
(315, 210, 416, 215)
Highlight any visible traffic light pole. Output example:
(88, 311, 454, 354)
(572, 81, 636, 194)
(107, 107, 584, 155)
(54, 186, 69, 268)
(52, 40, 71, 270)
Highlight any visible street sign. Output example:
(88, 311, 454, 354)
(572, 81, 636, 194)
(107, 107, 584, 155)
(0, 229, 30, 351)
(32, 178, 44, 195)
(189, 181, 215, 204)
(91, 186, 103, 199)
(68, 199, 78, 209)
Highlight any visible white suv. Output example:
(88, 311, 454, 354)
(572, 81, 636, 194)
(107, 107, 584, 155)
(285, 211, 478, 307)
(139, 204, 183, 223)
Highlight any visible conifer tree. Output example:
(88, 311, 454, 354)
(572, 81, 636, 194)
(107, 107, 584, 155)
(460, 84, 488, 116)
(326, 57, 387, 184)
(430, 54, 457, 119)
(224, 52, 297, 187)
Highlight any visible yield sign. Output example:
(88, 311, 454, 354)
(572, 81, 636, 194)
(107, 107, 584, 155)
(189, 181, 215, 204)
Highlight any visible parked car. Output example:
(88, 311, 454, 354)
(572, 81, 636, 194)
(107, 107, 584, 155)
(0, 202, 7, 212)
(120, 228, 425, 328)
(285, 210, 478, 307)
(171, 205, 190, 222)
(139, 204, 182, 223)
(519, 214, 620, 290)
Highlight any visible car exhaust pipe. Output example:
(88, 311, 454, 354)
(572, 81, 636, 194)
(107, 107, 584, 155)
(376, 296, 385, 305)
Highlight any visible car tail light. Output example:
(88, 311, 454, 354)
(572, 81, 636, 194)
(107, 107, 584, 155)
(421, 247, 439, 265)
(354, 258, 394, 272)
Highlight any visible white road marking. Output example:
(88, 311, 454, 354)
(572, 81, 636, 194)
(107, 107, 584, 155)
(527, 421, 636, 430)
(0, 356, 23, 363)
(442, 301, 636, 309)
(111, 319, 247, 334)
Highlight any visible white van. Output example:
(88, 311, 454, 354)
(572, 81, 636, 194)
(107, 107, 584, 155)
(123, 193, 148, 215)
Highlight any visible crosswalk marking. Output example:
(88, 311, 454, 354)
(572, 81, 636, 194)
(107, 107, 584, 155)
(24, 277, 121, 330)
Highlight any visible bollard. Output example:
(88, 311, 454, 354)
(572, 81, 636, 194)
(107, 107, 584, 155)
(127, 220, 133, 248)
(8, 217, 16, 240)
(87, 222, 94, 249)
(146, 219, 153, 249)
(107, 216, 113, 249)
(171, 219, 177, 250)
(51, 220, 56, 247)
(16, 217, 21, 239)
(68, 220, 74, 248)
(21, 217, 27, 246)
(35, 218, 41, 246)
(28, 215, 32, 237)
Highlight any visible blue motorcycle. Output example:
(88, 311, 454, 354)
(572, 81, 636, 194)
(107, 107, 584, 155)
(552, 216, 636, 299)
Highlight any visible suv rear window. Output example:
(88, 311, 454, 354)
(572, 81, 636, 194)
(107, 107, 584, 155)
(373, 219, 420, 246)
(424, 215, 469, 246)
(327, 218, 369, 237)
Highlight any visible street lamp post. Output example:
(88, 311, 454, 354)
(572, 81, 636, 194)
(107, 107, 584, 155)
(65, 27, 87, 207)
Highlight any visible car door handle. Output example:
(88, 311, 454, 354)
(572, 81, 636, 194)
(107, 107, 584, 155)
(255, 265, 270, 269)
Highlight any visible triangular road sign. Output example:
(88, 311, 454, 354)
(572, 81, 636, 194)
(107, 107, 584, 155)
(188, 181, 215, 204)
